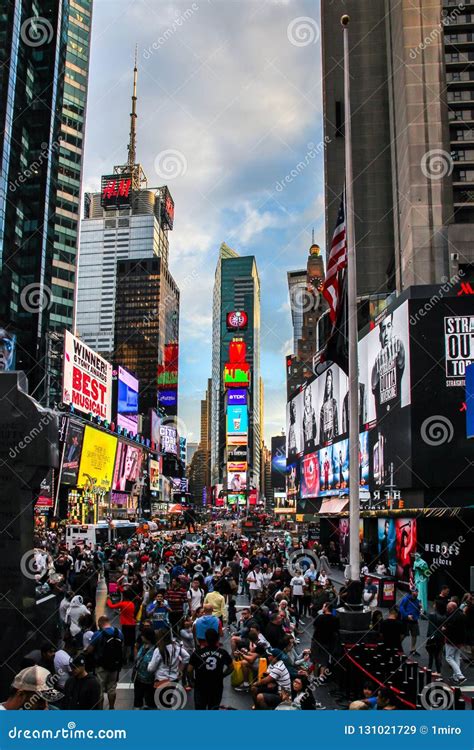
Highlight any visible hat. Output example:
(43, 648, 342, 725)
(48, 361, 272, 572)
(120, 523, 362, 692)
(70, 654, 86, 669)
(266, 648, 282, 659)
(194, 564, 203, 573)
(12, 666, 63, 702)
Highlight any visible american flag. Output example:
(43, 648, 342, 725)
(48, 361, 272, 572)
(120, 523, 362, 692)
(323, 194, 347, 323)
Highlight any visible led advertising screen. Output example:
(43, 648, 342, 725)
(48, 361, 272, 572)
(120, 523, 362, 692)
(77, 426, 118, 492)
(160, 185, 175, 230)
(286, 461, 300, 498)
(223, 363, 250, 388)
(101, 173, 132, 210)
(160, 424, 178, 455)
(228, 445, 247, 462)
(227, 433, 247, 447)
(444, 314, 474, 386)
(226, 311, 248, 331)
(157, 343, 179, 389)
(227, 389, 248, 407)
(271, 435, 286, 489)
(62, 420, 85, 486)
(0, 328, 16, 371)
(150, 409, 160, 448)
(395, 517, 417, 583)
(226, 405, 248, 435)
(286, 391, 303, 459)
(116, 366, 139, 436)
(274, 491, 295, 513)
(62, 330, 113, 421)
(112, 442, 143, 492)
(300, 452, 319, 499)
(158, 390, 178, 409)
(227, 470, 247, 492)
(149, 457, 162, 492)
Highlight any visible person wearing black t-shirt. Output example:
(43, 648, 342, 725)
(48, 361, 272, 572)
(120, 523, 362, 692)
(380, 608, 404, 650)
(188, 629, 233, 710)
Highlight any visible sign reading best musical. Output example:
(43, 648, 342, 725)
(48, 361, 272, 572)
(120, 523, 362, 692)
(62, 330, 113, 421)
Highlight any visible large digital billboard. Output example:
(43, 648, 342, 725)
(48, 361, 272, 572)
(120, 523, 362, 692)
(62, 420, 85, 486)
(149, 457, 162, 492)
(274, 491, 295, 513)
(101, 174, 132, 210)
(227, 470, 247, 491)
(116, 366, 139, 436)
(227, 389, 248, 407)
(158, 390, 177, 409)
(77, 426, 118, 492)
(226, 405, 248, 435)
(62, 331, 113, 421)
(223, 363, 250, 388)
(160, 186, 175, 230)
(226, 311, 248, 331)
(271, 435, 286, 490)
(112, 442, 143, 492)
(300, 452, 319, 499)
(0, 327, 16, 371)
(160, 424, 178, 455)
(157, 343, 179, 389)
(444, 315, 474, 387)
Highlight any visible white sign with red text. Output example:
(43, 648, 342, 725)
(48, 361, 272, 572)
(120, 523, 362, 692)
(62, 330, 112, 421)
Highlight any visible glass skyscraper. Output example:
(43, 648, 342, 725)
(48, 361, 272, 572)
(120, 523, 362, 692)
(0, 0, 92, 402)
(211, 244, 261, 486)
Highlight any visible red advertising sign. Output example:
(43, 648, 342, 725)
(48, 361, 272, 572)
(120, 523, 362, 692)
(100, 174, 132, 210)
(223, 363, 250, 388)
(62, 331, 113, 421)
(227, 311, 248, 331)
(229, 340, 247, 363)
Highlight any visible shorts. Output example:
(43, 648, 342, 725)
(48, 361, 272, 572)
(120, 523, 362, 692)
(96, 667, 119, 698)
(405, 620, 420, 637)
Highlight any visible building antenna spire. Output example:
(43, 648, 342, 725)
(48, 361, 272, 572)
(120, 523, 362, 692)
(128, 45, 138, 178)
(312, 227, 315, 244)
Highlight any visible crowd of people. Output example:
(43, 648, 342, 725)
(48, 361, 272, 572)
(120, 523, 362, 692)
(1, 522, 473, 711)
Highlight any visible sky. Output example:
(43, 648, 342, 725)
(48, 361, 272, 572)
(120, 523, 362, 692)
(82, 0, 326, 446)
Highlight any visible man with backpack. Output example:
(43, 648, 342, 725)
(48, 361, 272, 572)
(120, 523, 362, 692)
(87, 615, 123, 709)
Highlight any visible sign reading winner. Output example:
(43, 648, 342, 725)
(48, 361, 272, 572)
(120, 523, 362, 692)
(62, 330, 113, 421)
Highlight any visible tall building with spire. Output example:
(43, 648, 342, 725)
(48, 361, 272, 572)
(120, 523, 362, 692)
(76, 55, 179, 414)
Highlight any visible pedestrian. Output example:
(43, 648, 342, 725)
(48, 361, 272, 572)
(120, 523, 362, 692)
(204, 586, 227, 623)
(0, 666, 63, 710)
(442, 601, 467, 685)
(252, 648, 292, 710)
(166, 578, 188, 634)
(290, 570, 306, 620)
(380, 608, 404, 650)
(147, 628, 190, 685)
(132, 628, 156, 709)
(188, 628, 233, 709)
(398, 588, 421, 655)
(425, 602, 446, 675)
(194, 603, 223, 647)
(65, 594, 90, 638)
(311, 602, 340, 677)
(106, 588, 137, 663)
(87, 615, 124, 709)
(246, 565, 264, 601)
(187, 578, 205, 616)
(63, 654, 101, 709)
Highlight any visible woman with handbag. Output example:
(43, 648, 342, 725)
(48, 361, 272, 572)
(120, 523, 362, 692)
(133, 628, 156, 709)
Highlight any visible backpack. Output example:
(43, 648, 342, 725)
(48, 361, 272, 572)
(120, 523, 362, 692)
(97, 628, 123, 672)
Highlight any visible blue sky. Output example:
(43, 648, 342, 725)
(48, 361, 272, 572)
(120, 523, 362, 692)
(82, 0, 325, 445)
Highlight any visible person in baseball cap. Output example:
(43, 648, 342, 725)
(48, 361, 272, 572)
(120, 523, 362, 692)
(0, 666, 63, 710)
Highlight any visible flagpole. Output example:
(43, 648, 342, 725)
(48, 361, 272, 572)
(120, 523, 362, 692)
(341, 15, 360, 583)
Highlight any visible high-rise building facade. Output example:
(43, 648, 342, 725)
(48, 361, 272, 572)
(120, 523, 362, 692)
(0, 0, 92, 400)
(114, 257, 179, 413)
(188, 379, 211, 504)
(210, 246, 261, 489)
(321, 0, 474, 296)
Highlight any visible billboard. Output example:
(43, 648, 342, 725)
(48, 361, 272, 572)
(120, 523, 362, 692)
(227, 470, 247, 491)
(395, 517, 417, 583)
(226, 433, 247, 447)
(149, 457, 162, 492)
(444, 314, 474, 386)
(116, 366, 139, 436)
(223, 363, 250, 388)
(226, 405, 248, 435)
(227, 389, 248, 406)
(0, 327, 16, 371)
(150, 409, 160, 448)
(226, 311, 248, 331)
(62, 331, 113, 421)
(300, 452, 319, 499)
(61, 420, 85, 486)
(227, 493, 246, 505)
(160, 424, 178, 455)
(77, 426, 118, 492)
(274, 491, 295, 513)
(227, 461, 247, 472)
(157, 343, 179, 389)
(112, 442, 143, 492)
(286, 391, 303, 459)
(160, 186, 175, 230)
(271, 435, 286, 489)
(101, 174, 132, 210)
(467, 364, 474, 439)
(158, 390, 177, 408)
(286, 461, 300, 498)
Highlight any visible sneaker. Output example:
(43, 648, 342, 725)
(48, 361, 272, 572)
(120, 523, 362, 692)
(234, 682, 250, 691)
(455, 677, 467, 686)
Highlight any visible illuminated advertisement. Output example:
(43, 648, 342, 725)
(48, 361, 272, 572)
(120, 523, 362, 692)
(331, 438, 348, 492)
(62, 420, 85, 486)
(77, 426, 118, 492)
(274, 491, 295, 513)
(248, 489, 258, 505)
(101, 173, 132, 210)
(223, 363, 250, 388)
(150, 410, 160, 448)
(157, 343, 179, 389)
(116, 366, 139, 436)
(226, 433, 248, 446)
(0, 327, 16, 371)
(444, 315, 474, 386)
(378, 519, 397, 576)
(227, 389, 248, 406)
(395, 517, 417, 582)
(359, 431, 369, 486)
(228, 445, 247, 462)
(300, 452, 319, 499)
(226, 311, 248, 331)
(62, 330, 113, 421)
(227, 470, 247, 491)
(158, 390, 177, 408)
(286, 461, 300, 498)
(319, 444, 334, 495)
(227, 493, 246, 506)
(160, 185, 175, 230)
(226, 405, 248, 435)
(227, 461, 247, 473)
(149, 457, 162, 492)
(160, 424, 178, 455)
(286, 391, 303, 458)
(112, 442, 143, 492)
(271, 435, 286, 489)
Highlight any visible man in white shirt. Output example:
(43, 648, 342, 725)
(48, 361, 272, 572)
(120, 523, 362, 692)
(290, 572, 306, 621)
(252, 649, 292, 709)
(246, 566, 264, 601)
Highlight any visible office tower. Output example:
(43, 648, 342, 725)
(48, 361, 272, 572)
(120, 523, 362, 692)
(186, 442, 199, 467)
(188, 379, 211, 503)
(0, 0, 92, 401)
(76, 57, 174, 358)
(114, 256, 179, 413)
(211, 245, 261, 488)
(321, 0, 474, 296)
(286, 240, 326, 398)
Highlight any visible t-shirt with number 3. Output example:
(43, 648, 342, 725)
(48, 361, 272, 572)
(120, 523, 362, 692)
(189, 647, 233, 689)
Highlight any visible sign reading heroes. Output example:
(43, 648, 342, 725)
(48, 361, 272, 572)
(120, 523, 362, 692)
(101, 174, 132, 210)
(226, 311, 248, 331)
(62, 331, 112, 421)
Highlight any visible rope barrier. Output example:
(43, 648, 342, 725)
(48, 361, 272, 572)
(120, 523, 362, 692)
(344, 649, 418, 709)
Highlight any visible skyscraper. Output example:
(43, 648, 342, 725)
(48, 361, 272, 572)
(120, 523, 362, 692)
(0, 0, 92, 401)
(188, 379, 211, 504)
(321, 0, 474, 296)
(211, 245, 261, 489)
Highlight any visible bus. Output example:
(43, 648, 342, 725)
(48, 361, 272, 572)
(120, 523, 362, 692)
(65, 521, 139, 550)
